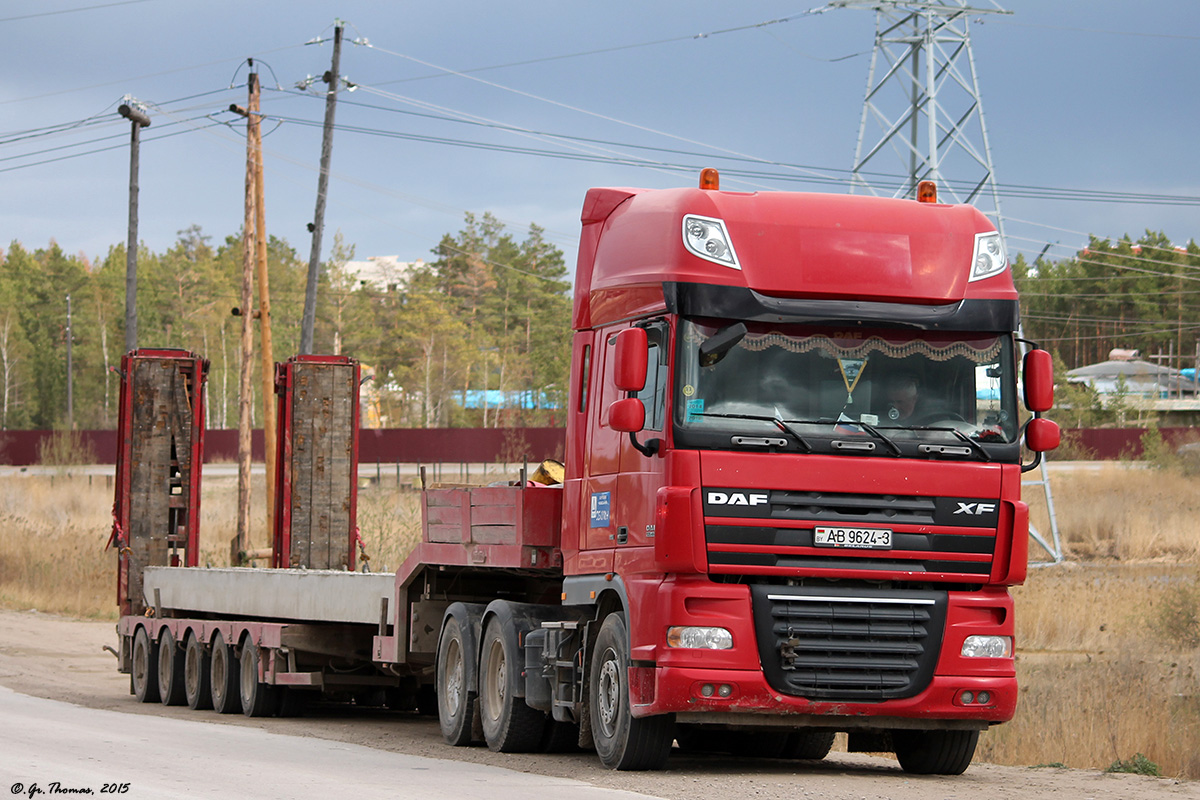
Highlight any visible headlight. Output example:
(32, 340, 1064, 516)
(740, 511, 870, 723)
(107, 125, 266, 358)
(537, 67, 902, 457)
(682, 215, 740, 270)
(667, 626, 733, 650)
(969, 231, 1008, 282)
(961, 635, 1012, 658)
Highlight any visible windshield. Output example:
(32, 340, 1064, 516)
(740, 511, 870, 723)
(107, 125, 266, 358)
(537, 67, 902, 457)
(674, 319, 1019, 453)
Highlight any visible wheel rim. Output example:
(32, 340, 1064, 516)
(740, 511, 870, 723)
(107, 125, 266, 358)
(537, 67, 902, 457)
(240, 645, 256, 701)
(483, 638, 505, 723)
(185, 642, 200, 698)
(212, 644, 226, 699)
(596, 646, 621, 737)
(443, 638, 463, 718)
(133, 635, 148, 689)
(158, 634, 172, 690)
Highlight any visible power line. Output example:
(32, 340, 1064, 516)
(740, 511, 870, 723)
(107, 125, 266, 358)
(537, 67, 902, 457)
(0, 0, 157, 23)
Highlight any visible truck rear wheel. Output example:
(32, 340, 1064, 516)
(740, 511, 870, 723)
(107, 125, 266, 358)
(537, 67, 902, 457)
(131, 627, 159, 704)
(209, 631, 240, 714)
(589, 613, 674, 770)
(184, 633, 212, 710)
(239, 639, 279, 717)
(157, 628, 187, 706)
(479, 617, 545, 753)
(892, 729, 979, 775)
(436, 616, 478, 746)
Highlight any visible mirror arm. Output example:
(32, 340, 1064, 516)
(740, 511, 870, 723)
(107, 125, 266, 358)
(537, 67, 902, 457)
(629, 432, 661, 458)
(1020, 414, 1044, 473)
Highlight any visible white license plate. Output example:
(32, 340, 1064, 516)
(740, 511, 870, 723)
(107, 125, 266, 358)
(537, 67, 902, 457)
(813, 526, 893, 549)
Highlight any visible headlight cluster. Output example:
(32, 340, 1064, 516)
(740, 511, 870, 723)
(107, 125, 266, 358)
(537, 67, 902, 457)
(682, 215, 740, 269)
(961, 635, 1012, 659)
(667, 626, 733, 650)
(969, 231, 1008, 282)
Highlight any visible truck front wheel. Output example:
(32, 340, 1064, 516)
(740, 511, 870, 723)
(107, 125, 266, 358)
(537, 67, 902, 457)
(892, 729, 979, 775)
(437, 616, 478, 746)
(589, 613, 674, 770)
(479, 617, 545, 752)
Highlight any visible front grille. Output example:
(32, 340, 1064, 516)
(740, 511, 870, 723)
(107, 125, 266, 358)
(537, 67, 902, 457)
(751, 585, 946, 701)
(703, 489, 998, 579)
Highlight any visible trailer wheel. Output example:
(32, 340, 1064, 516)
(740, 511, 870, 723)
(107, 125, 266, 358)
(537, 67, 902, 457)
(209, 631, 240, 715)
(184, 633, 212, 711)
(892, 729, 979, 775)
(239, 640, 279, 717)
(156, 628, 187, 706)
(589, 613, 674, 770)
(436, 616, 478, 746)
(479, 617, 545, 753)
(781, 730, 836, 760)
(131, 627, 160, 704)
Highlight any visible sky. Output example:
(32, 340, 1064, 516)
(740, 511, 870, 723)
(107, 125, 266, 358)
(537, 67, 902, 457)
(3, 0, 1199, 279)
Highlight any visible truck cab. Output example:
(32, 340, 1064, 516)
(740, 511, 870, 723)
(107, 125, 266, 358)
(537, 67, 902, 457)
(558, 172, 1058, 772)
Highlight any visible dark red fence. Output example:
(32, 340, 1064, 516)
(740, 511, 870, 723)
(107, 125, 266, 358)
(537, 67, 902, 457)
(0, 428, 566, 466)
(1, 426, 1194, 466)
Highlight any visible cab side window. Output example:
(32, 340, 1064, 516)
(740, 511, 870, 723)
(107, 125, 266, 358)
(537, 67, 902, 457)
(637, 321, 669, 431)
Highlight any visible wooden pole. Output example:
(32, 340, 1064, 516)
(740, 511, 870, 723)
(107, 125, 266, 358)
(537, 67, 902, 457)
(250, 71, 278, 544)
(233, 73, 259, 565)
(118, 102, 150, 354)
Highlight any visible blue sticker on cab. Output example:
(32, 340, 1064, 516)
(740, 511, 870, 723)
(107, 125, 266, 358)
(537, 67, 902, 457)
(686, 398, 705, 422)
(590, 492, 611, 528)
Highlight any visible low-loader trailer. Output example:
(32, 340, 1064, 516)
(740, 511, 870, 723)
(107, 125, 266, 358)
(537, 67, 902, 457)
(112, 172, 1059, 774)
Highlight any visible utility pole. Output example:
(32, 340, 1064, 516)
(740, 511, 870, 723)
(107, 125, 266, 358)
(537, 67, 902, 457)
(299, 21, 344, 354)
(252, 72, 278, 543)
(232, 66, 278, 547)
(232, 72, 259, 565)
(118, 99, 150, 354)
(66, 294, 73, 430)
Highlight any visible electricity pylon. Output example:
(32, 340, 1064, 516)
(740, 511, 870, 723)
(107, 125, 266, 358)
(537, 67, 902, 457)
(836, 1, 1009, 234)
(835, 1, 1063, 563)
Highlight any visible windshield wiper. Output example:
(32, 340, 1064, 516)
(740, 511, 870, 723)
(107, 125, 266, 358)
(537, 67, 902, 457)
(854, 419, 902, 456)
(693, 411, 813, 452)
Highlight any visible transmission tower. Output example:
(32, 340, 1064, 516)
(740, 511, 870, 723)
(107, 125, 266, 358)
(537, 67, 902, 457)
(837, 1, 1009, 233)
(836, 1, 1063, 564)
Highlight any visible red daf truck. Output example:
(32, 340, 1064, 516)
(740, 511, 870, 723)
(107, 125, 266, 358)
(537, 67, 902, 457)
(112, 171, 1058, 776)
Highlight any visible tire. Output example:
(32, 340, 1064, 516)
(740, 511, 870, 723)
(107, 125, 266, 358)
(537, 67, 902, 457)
(782, 730, 836, 761)
(436, 616, 478, 746)
(589, 613, 674, 770)
(479, 617, 546, 753)
(239, 639, 279, 717)
(892, 729, 979, 775)
(157, 628, 187, 706)
(209, 631, 240, 715)
(184, 633, 212, 711)
(131, 627, 160, 704)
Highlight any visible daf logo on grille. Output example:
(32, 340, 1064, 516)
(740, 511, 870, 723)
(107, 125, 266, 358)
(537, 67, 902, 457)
(707, 491, 769, 507)
(953, 502, 996, 516)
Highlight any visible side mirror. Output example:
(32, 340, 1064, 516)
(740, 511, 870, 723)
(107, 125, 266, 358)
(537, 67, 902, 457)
(614, 328, 648, 392)
(1025, 417, 1060, 453)
(1023, 349, 1054, 412)
(608, 398, 645, 433)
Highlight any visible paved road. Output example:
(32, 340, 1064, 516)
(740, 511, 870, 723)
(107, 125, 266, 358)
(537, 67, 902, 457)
(0, 686, 663, 800)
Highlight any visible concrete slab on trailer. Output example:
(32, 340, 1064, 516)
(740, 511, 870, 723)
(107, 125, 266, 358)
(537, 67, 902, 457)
(142, 567, 395, 626)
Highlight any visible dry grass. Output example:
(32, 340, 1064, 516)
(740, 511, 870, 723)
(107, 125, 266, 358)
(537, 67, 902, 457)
(1, 461, 1198, 776)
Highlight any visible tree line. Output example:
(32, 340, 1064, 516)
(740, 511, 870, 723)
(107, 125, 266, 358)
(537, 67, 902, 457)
(0, 213, 570, 431)
(3, 219, 1194, 433)
(1015, 231, 1200, 371)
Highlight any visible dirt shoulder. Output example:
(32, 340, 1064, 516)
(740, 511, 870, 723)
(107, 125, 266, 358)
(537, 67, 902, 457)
(1, 608, 1195, 800)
